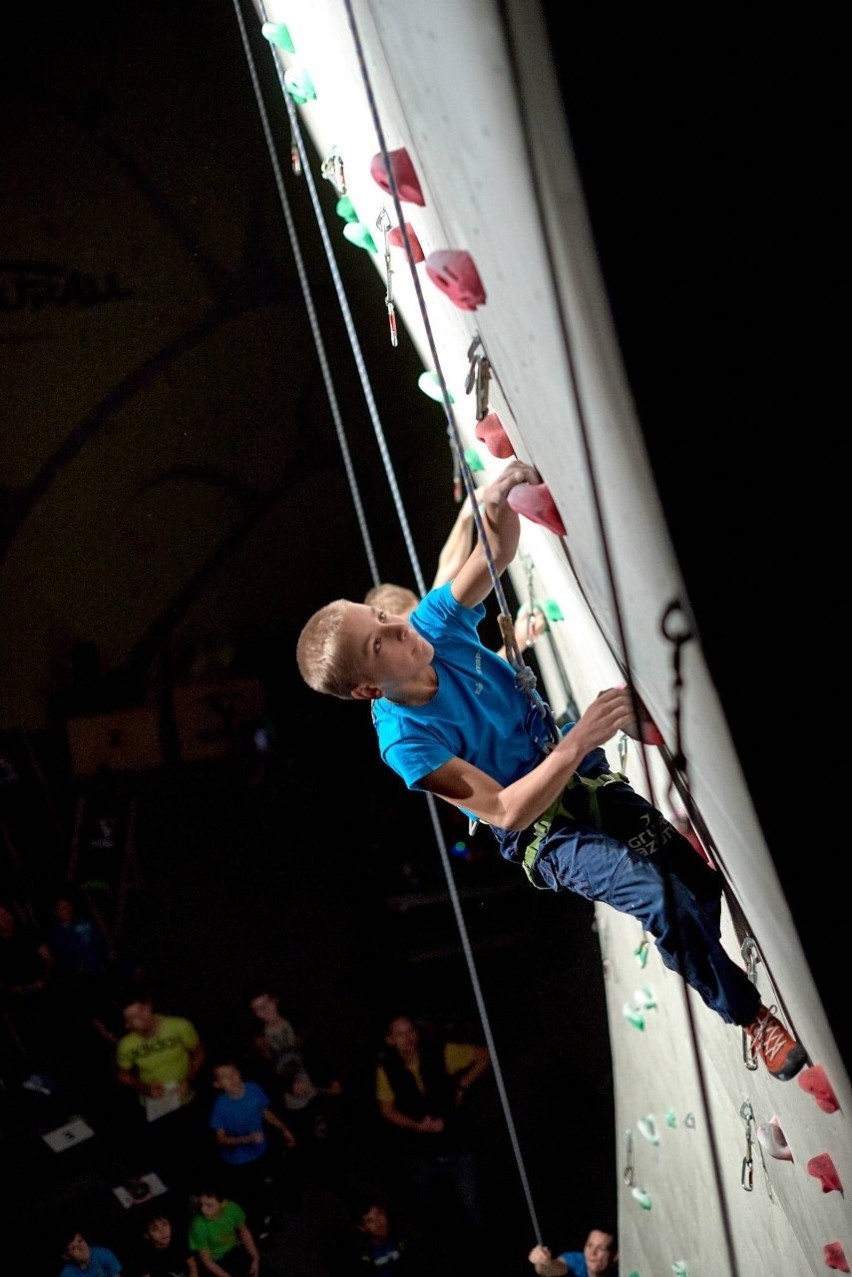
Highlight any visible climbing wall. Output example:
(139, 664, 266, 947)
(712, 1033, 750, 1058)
(250, 2, 850, 1272)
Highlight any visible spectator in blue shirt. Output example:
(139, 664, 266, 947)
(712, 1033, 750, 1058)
(59, 1230, 123, 1277)
(209, 1059, 296, 1236)
(528, 1227, 618, 1276)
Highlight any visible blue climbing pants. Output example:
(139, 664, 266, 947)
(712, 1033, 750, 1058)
(493, 777, 762, 1027)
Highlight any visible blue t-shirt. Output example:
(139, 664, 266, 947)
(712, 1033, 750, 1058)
(209, 1080, 270, 1165)
(559, 1255, 589, 1277)
(371, 584, 606, 819)
(60, 1245, 122, 1277)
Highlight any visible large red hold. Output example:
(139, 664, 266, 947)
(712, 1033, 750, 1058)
(474, 412, 515, 459)
(370, 147, 426, 205)
(424, 251, 486, 311)
(507, 481, 566, 537)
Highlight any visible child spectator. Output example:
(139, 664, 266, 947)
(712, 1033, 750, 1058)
(209, 1059, 296, 1235)
(528, 1226, 618, 1276)
(137, 1209, 198, 1277)
(281, 1066, 346, 1188)
(328, 1191, 418, 1275)
(188, 1187, 259, 1277)
(247, 985, 304, 1089)
(59, 1228, 123, 1277)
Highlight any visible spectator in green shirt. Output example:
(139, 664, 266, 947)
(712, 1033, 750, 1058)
(188, 1188, 259, 1277)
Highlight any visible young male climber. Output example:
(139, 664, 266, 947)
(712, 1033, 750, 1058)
(296, 457, 806, 1082)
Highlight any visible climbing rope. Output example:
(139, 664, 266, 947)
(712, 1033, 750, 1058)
(488, 7, 741, 1268)
(234, 0, 547, 1244)
(231, 0, 427, 597)
(235, 1, 739, 1267)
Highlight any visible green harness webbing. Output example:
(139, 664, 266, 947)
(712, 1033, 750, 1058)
(523, 770, 628, 888)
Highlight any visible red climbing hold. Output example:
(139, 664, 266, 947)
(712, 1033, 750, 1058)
(507, 481, 566, 537)
(635, 719, 665, 746)
(621, 693, 665, 747)
(370, 148, 426, 205)
(424, 250, 486, 311)
(808, 1153, 843, 1194)
(387, 222, 425, 263)
(474, 412, 515, 459)
(824, 1242, 850, 1272)
(798, 1064, 840, 1114)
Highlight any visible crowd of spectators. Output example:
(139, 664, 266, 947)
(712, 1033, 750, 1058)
(0, 875, 497, 1276)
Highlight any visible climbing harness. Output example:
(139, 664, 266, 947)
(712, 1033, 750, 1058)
(522, 770, 628, 887)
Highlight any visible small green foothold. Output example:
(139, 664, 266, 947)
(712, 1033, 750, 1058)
(665, 1107, 678, 1128)
(261, 21, 295, 52)
(417, 371, 455, 404)
(342, 222, 377, 253)
(623, 1001, 645, 1031)
(543, 598, 564, 622)
(336, 195, 358, 223)
(631, 1186, 652, 1211)
(634, 939, 650, 968)
(637, 1115, 659, 1145)
(464, 448, 485, 473)
(284, 65, 316, 104)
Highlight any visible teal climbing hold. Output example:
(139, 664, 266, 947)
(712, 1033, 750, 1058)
(336, 195, 358, 223)
(342, 222, 377, 253)
(623, 1001, 645, 1031)
(284, 65, 316, 104)
(417, 371, 455, 404)
(261, 21, 295, 52)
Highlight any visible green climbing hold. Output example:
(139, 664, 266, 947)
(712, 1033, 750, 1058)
(464, 448, 485, 473)
(336, 195, 358, 223)
(623, 1001, 645, 1032)
(417, 371, 455, 404)
(284, 65, 316, 104)
(634, 985, 657, 1011)
(260, 21, 295, 52)
(342, 222, 377, 253)
(543, 598, 564, 622)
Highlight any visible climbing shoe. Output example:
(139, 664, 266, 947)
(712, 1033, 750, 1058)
(747, 1006, 807, 1080)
